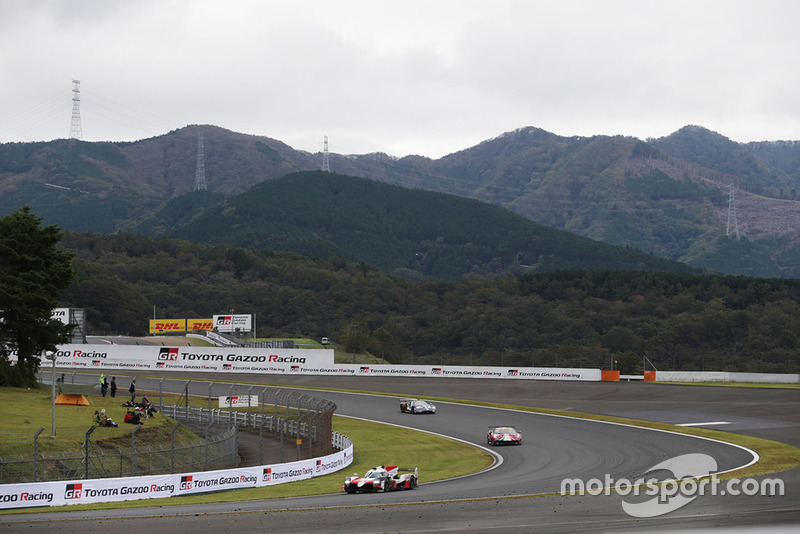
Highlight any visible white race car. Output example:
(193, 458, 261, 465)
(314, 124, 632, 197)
(342, 465, 419, 493)
(400, 398, 436, 414)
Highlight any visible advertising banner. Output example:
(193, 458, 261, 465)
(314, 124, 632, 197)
(46, 344, 334, 371)
(0, 446, 352, 510)
(187, 318, 213, 331)
(213, 314, 252, 333)
(219, 395, 260, 408)
(41, 344, 599, 380)
(51, 308, 70, 325)
(149, 319, 186, 334)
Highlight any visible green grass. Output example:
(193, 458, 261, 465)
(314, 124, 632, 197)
(0, 387, 193, 456)
(0, 385, 492, 513)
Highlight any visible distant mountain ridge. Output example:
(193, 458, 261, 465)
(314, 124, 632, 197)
(2, 124, 800, 277)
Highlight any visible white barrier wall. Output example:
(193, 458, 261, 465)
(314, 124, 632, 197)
(656, 371, 800, 384)
(39, 344, 601, 381)
(0, 443, 353, 510)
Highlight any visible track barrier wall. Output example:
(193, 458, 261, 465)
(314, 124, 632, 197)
(0, 437, 353, 510)
(29, 344, 602, 381)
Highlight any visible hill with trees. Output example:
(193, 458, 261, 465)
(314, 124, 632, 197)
(138, 171, 695, 280)
(3, 124, 800, 277)
(57, 231, 800, 375)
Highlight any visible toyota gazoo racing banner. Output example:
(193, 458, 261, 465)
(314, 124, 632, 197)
(213, 314, 252, 333)
(39, 345, 600, 380)
(46, 345, 334, 372)
(0, 446, 352, 509)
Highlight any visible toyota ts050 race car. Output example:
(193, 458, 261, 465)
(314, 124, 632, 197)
(342, 465, 419, 493)
(399, 398, 436, 414)
(487, 426, 522, 445)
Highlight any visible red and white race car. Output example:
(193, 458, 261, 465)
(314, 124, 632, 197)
(487, 425, 522, 445)
(342, 465, 419, 493)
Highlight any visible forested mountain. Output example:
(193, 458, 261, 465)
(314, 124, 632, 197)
(3, 124, 800, 277)
(137, 171, 694, 280)
(57, 232, 800, 375)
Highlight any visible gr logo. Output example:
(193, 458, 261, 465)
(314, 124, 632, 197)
(158, 347, 179, 361)
(180, 476, 193, 491)
(263, 468, 271, 482)
(64, 483, 83, 499)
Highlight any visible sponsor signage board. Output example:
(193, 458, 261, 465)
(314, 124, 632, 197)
(187, 318, 213, 331)
(34, 344, 600, 381)
(149, 319, 186, 334)
(0, 446, 352, 509)
(219, 395, 259, 408)
(51, 308, 71, 325)
(213, 314, 252, 333)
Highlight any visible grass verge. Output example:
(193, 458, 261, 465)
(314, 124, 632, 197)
(0, 386, 492, 513)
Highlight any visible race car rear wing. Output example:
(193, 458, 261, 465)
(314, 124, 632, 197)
(386, 466, 418, 477)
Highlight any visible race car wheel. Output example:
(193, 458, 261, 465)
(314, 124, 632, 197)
(411, 406, 416, 413)
(411, 476, 418, 489)
(345, 489, 356, 494)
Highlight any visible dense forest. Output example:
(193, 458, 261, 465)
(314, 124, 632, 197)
(144, 171, 696, 280)
(58, 232, 800, 375)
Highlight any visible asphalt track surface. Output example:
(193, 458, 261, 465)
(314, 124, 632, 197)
(3, 370, 800, 533)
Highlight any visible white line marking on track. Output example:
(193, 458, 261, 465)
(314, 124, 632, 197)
(675, 421, 731, 427)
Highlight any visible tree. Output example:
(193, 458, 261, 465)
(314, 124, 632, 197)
(0, 207, 75, 386)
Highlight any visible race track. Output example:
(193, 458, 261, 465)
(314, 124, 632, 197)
(3, 371, 799, 533)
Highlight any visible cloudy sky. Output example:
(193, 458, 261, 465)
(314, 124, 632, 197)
(1, 0, 798, 158)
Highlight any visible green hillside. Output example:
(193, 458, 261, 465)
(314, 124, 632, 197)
(144, 171, 696, 280)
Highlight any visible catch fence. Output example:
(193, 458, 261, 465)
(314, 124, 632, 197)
(0, 377, 338, 484)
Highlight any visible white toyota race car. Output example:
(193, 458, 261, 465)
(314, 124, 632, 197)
(342, 465, 419, 493)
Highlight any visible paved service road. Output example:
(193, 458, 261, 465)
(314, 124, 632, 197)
(3, 372, 799, 533)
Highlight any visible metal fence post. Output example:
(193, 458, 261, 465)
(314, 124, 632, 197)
(131, 423, 142, 476)
(84, 425, 97, 479)
(204, 421, 213, 471)
(170, 422, 180, 472)
(228, 383, 234, 422)
(246, 385, 254, 425)
(33, 427, 43, 481)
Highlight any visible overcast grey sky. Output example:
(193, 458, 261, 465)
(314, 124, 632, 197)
(1, 0, 798, 158)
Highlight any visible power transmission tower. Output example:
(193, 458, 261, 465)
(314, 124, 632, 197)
(321, 135, 331, 172)
(726, 182, 740, 239)
(194, 131, 207, 191)
(69, 79, 83, 140)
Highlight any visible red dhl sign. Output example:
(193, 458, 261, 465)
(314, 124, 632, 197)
(188, 319, 213, 331)
(149, 319, 186, 334)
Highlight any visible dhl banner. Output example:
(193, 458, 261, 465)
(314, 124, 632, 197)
(149, 319, 213, 334)
(149, 319, 185, 334)
(188, 318, 213, 331)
